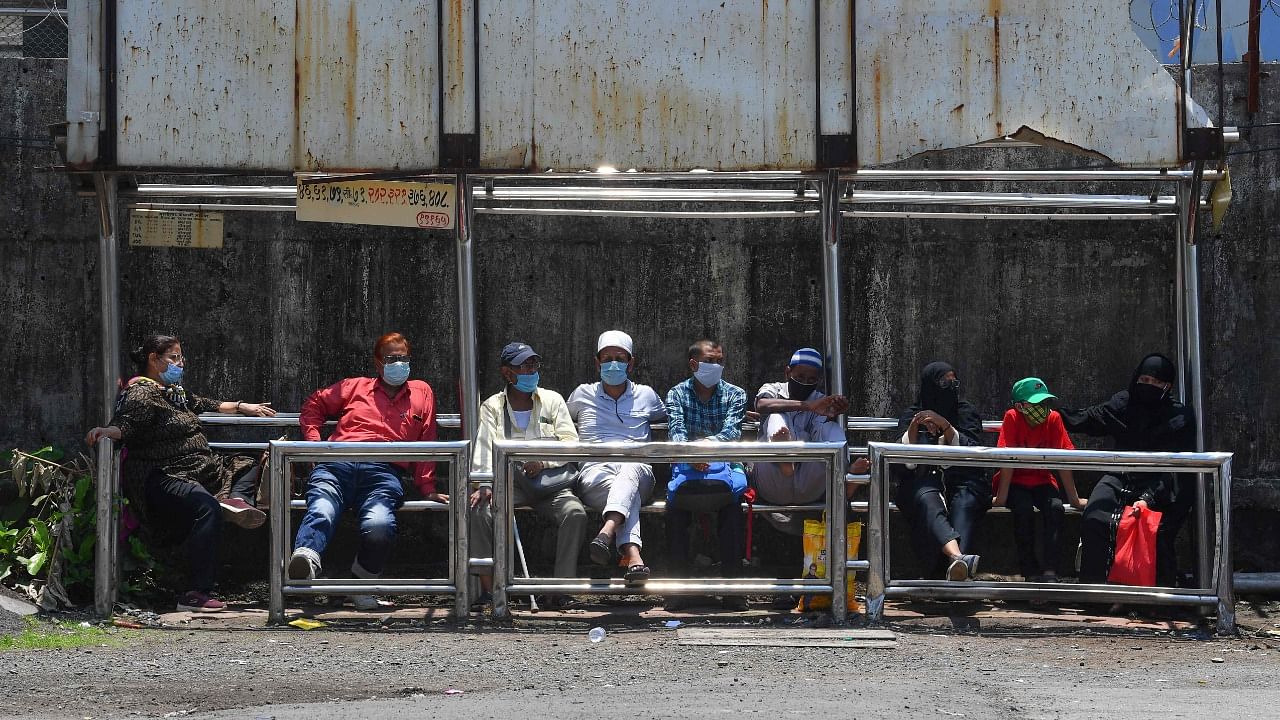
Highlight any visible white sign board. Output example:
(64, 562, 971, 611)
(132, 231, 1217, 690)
(129, 209, 224, 248)
(296, 179, 456, 230)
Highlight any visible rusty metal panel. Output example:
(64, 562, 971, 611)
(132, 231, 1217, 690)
(116, 1, 295, 169)
(295, 0, 440, 170)
(65, 0, 103, 167)
(479, 0, 818, 170)
(856, 0, 1203, 168)
(105, 0, 1199, 171)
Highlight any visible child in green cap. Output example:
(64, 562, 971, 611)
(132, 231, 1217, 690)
(993, 377, 1087, 581)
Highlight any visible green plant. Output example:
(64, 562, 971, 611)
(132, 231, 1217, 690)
(0, 616, 119, 651)
(0, 447, 158, 608)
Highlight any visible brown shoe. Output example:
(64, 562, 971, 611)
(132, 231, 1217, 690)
(220, 498, 266, 529)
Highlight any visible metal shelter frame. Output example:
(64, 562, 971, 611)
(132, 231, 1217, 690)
(89, 165, 1233, 632)
(82, 0, 1236, 625)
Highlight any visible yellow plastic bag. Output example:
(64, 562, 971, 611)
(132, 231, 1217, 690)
(798, 518, 862, 612)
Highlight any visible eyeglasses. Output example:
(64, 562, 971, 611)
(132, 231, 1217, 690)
(382, 355, 411, 364)
(511, 360, 542, 372)
(161, 354, 186, 364)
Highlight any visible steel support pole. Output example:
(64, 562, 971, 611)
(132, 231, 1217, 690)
(92, 172, 120, 423)
(268, 442, 288, 624)
(455, 172, 479, 442)
(92, 439, 118, 618)
(1217, 459, 1236, 634)
(451, 445, 470, 619)
(865, 443, 886, 622)
(829, 447, 849, 623)
(91, 172, 120, 619)
(821, 171, 849, 622)
(491, 442, 510, 619)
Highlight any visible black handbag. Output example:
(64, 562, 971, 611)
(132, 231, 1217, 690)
(502, 397, 579, 502)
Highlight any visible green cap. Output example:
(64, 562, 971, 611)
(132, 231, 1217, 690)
(1011, 377, 1056, 405)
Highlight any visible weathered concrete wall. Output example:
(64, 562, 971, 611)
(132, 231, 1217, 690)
(2, 59, 1278, 574)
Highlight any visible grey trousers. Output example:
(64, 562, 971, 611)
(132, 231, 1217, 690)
(470, 485, 588, 578)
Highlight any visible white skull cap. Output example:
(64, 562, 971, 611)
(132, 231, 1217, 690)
(596, 330, 634, 355)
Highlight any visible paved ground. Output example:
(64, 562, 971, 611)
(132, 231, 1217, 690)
(4, 599, 1280, 719)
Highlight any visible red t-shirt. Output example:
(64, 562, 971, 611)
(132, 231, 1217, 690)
(300, 377, 439, 495)
(992, 408, 1075, 491)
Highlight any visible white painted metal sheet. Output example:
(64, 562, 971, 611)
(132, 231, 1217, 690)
(480, 0, 817, 170)
(116, 1, 296, 169)
(102, 0, 1202, 171)
(294, 0, 440, 170)
(855, 0, 1204, 167)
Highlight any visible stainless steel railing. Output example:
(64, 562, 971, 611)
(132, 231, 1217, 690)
(865, 442, 1235, 634)
(489, 440, 853, 621)
(266, 440, 470, 624)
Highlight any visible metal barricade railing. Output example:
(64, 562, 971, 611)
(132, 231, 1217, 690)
(93, 436, 121, 618)
(489, 439, 854, 620)
(266, 440, 470, 624)
(865, 442, 1235, 634)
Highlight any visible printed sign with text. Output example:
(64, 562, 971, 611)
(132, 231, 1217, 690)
(296, 178, 455, 230)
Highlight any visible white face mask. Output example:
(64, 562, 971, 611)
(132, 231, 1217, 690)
(693, 361, 724, 388)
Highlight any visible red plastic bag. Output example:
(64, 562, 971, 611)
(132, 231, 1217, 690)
(1107, 506, 1163, 586)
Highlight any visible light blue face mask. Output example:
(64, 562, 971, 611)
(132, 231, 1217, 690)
(693, 361, 723, 388)
(382, 361, 410, 386)
(160, 362, 184, 386)
(599, 360, 629, 386)
(512, 371, 539, 393)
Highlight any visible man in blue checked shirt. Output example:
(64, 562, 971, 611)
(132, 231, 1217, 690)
(663, 339, 750, 612)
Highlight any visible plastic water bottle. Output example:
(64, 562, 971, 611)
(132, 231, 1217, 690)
(588, 626, 606, 643)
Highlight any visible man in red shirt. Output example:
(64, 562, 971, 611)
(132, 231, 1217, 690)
(287, 332, 443, 610)
(992, 377, 1086, 581)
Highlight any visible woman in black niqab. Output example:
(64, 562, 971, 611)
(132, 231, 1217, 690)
(1060, 353, 1197, 586)
(893, 361, 991, 581)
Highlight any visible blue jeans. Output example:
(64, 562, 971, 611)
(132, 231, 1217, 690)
(293, 462, 405, 575)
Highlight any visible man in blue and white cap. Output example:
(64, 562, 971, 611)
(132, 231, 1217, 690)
(750, 348, 857, 536)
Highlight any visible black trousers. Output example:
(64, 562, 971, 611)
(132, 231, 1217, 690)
(143, 470, 221, 592)
(1007, 483, 1065, 577)
(665, 480, 744, 577)
(1079, 473, 1192, 586)
(894, 466, 989, 578)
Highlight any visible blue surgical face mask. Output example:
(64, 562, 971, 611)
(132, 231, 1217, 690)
(693, 361, 723, 388)
(599, 360, 629, 386)
(512, 371, 539, 393)
(160, 362, 184, 386)
(382, 361, 410, 386)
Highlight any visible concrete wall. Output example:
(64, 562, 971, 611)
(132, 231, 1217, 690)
(2, 59, 1278, 572)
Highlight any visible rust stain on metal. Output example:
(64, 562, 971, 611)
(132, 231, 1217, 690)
(991, 4, 1002, 136)
(346, 1, 358, 156)
(873, 57, 883, 165)
(294, 0, 308, 168)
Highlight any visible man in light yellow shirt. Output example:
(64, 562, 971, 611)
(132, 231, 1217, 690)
(468, 342, 586, 610)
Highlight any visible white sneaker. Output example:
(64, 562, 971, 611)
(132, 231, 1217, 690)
(349, 559, 391, 611)
(349, 594, 384, 611)
(288, 547, 321, 580)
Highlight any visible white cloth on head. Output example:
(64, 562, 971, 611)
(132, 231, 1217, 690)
(596, 330, 634, 354)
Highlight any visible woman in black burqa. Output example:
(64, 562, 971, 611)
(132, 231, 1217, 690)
(894, 361, 989, 580)
(1060, 353, 1197, 586)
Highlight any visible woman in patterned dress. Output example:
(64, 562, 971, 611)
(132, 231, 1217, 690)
(85, 334, 276, 611)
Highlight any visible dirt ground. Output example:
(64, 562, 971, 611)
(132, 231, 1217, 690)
(4, 597, 1280, 720)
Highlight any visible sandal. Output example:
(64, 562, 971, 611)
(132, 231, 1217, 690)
(588, 533, 614, 567)
(624, 564, 651, 584)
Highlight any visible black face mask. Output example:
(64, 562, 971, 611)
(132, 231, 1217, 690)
(788, 379, 818, 402)
(1131, 382, 1168, 405)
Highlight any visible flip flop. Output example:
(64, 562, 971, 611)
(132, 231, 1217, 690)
(588, 533, 613, 566)
(624, 564, 651, 584)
